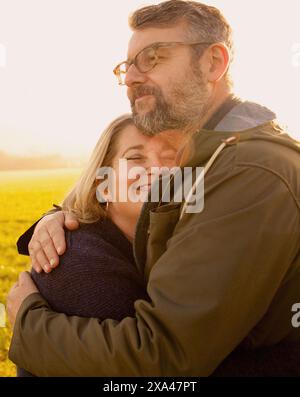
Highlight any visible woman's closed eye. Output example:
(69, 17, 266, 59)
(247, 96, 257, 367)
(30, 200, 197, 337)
(125, 155, 146, 162)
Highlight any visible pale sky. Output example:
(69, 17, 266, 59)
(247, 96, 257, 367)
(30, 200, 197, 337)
(0, 0, 299, 157)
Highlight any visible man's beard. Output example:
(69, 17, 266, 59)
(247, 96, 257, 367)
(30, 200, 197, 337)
(130, 66, 211, 136)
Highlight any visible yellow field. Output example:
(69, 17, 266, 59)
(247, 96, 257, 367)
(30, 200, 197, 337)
(0, 168, 82, 377)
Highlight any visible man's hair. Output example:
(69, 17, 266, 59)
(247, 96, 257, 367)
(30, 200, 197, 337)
(129, 0, 234, 84)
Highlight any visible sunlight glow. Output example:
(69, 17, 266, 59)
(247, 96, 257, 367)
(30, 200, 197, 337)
(0, 0, 299, 159)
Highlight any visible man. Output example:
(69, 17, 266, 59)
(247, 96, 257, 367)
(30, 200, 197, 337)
(7, 0, 300, 376)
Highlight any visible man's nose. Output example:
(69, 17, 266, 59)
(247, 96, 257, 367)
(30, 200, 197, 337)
(125, 64, 147, 87)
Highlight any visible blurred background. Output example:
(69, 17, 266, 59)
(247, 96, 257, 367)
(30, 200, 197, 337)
(0, 0, 299, 166)
(0, 0, 299, 376)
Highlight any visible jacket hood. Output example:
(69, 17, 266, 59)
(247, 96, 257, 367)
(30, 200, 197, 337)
(214, 100, 277, 132)
(184, 101, 300, 168)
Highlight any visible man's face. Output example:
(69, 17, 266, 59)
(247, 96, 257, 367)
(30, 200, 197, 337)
(125, 24, 212, 135)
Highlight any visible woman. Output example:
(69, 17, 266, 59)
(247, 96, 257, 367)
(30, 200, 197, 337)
(17, 114, 184, 376)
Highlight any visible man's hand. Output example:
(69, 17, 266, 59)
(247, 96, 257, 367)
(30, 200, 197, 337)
(28, 211, 79, 273)
(7, 272, 39, 329)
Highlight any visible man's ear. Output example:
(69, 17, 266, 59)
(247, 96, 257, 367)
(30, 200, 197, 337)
(204, 43, 230, 83)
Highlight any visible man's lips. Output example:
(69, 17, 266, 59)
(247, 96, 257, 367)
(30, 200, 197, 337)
(134, 94, 153, 104)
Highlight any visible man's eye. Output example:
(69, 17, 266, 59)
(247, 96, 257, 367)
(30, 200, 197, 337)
(146, 53, 156, 60)
(149, 53, 165, 62)
(156, 47, 170, 58)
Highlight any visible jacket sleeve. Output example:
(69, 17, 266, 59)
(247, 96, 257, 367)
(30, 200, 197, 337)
(17, 207, 62, 255)
(9, 166, 300, 376)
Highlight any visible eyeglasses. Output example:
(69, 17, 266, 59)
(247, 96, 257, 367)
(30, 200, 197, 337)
(113, 41, 213, 85)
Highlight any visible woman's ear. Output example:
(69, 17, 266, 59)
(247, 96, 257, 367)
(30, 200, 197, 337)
(204, 43, 230, 83)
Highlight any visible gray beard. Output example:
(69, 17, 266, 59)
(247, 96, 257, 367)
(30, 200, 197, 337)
(131, 70, 210, 136)
(132, 99, 187, 136)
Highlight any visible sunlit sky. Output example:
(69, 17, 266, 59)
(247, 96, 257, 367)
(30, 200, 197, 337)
(0, 0, 300, 157)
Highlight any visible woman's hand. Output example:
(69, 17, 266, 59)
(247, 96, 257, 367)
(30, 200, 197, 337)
(7, 272, 39, 329)
(28, 211, 79, 274)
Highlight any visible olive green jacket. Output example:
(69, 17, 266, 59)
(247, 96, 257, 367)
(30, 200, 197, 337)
(9, 104, 300, 376)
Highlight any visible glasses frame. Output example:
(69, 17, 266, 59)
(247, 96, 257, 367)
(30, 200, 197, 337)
(113, 41, 214, 85)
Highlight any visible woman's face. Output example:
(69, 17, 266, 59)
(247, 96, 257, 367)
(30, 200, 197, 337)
(107, 124, 185, 237)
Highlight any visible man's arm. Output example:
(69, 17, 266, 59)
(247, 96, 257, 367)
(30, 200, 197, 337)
(17, 207, 61, 256)
(9, 167, 300, 376)
(17, 207, 79, 273)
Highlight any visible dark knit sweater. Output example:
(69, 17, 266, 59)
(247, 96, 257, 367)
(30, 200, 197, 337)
(18, 218, 149, 377)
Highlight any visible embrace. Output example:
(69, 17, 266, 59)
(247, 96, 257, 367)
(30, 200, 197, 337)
(7, 0, 300, 376)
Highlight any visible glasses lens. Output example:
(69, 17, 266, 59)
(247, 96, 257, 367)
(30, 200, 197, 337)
(119, 62, 128, 74)
(136, 47, 157, 73)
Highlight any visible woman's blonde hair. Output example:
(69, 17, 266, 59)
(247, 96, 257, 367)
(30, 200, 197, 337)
(62, 114, 134, 223)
